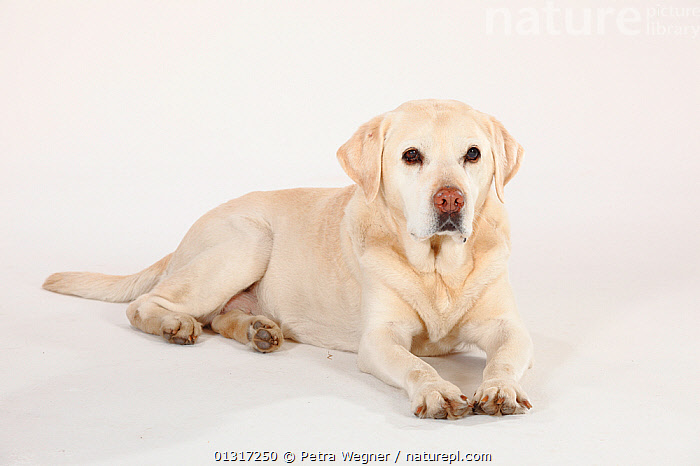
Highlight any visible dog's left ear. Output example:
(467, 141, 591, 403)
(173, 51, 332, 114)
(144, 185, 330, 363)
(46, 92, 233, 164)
(336, 114, 388, 203)
(489, 116, 524, 203)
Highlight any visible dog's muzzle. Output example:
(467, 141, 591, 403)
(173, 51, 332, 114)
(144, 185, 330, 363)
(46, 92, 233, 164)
(436, 211, 462, 232)
(433, 187, 464, 233)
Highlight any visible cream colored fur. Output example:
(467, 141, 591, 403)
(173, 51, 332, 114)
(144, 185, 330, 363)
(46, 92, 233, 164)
(43, 99, 533, 418)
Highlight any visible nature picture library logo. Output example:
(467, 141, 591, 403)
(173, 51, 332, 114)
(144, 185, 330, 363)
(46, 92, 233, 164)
(485, 1, 700, 37)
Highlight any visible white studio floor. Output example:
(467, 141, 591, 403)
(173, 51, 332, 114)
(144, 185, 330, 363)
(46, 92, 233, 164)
(2, 2, 699, 465)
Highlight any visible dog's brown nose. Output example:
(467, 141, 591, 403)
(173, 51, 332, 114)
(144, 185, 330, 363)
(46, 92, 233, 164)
(433, 187, 464, 214)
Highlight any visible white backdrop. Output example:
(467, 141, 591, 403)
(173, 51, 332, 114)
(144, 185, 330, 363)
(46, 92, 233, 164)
(2, 1, 699, 464)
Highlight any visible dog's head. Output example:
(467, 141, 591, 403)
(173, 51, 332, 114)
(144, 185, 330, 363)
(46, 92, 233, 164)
(337, 99, 522, 242)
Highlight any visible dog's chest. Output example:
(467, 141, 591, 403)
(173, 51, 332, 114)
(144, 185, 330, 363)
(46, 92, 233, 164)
(418, 274, 469, 341)
(430, 278, 454, 314)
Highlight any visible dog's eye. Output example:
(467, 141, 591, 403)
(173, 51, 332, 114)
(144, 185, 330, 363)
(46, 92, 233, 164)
(464, 147, 481, 163)
(402, 148, 423, 165)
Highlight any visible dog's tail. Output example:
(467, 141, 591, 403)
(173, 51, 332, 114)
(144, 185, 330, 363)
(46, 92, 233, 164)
(42, 253, 173, 303)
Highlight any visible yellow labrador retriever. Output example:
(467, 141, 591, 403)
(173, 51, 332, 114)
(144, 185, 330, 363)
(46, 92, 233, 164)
(44, 99, 533, 419)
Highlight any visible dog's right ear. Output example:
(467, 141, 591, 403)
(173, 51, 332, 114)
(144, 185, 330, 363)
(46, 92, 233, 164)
(336, 114, 387, 203)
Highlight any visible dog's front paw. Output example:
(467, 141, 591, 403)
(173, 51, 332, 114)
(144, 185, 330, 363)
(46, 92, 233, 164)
(247, 317, 283, 353)
(472, 379, 531, 415)
(412, 381, 470, 420)
(161, 313, 202, 345)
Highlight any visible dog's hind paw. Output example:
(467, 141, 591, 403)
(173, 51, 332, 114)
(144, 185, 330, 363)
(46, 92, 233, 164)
(247, 317, 283, 353)
(160, 313, 202, 345)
